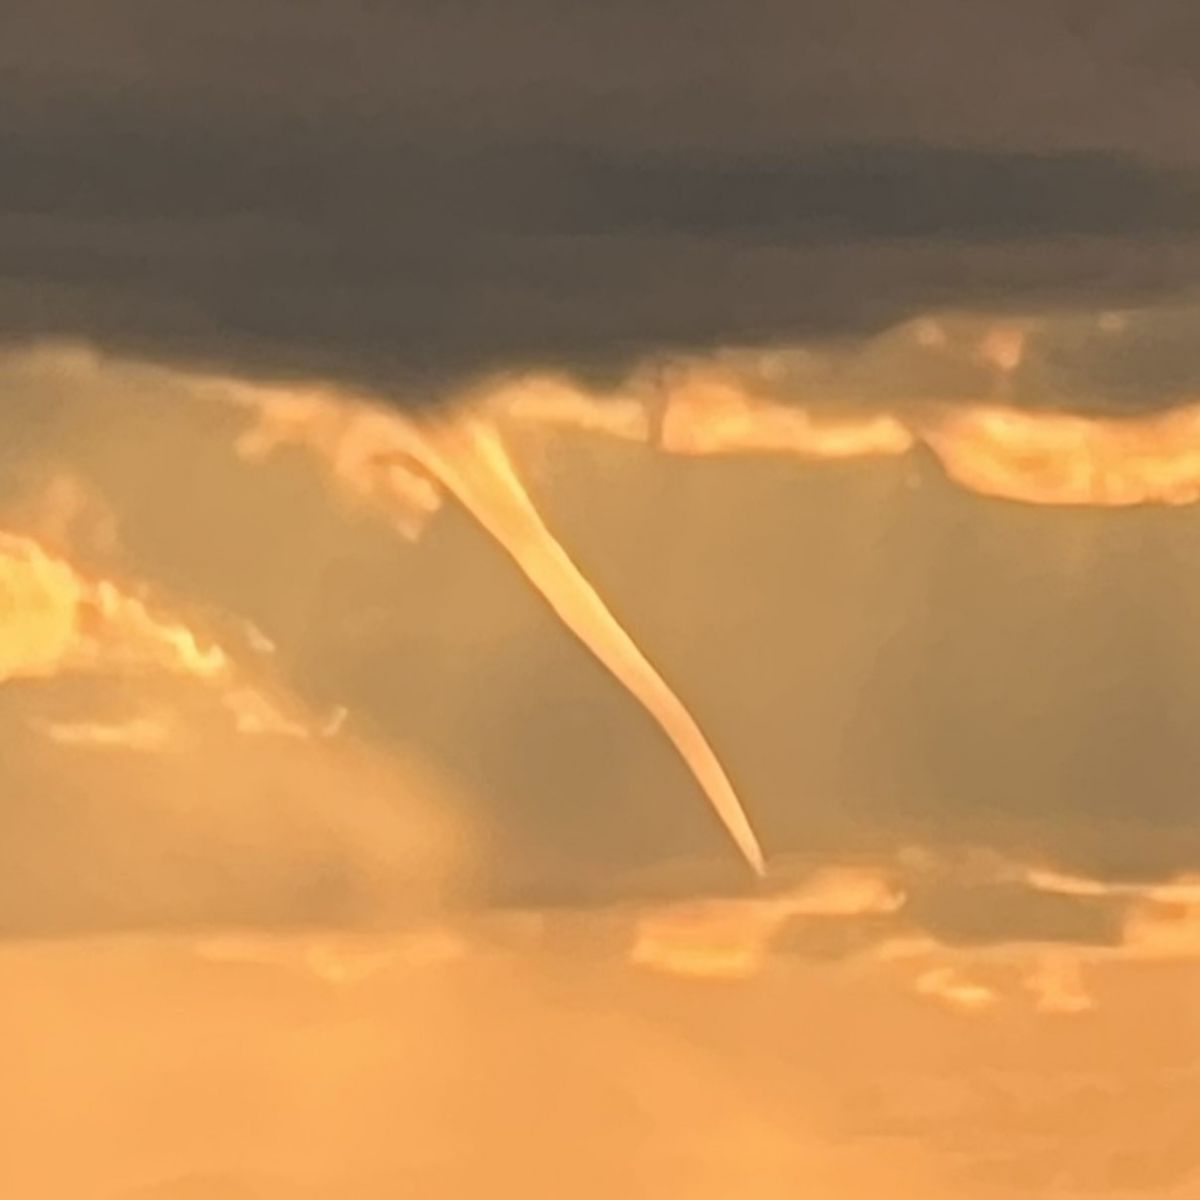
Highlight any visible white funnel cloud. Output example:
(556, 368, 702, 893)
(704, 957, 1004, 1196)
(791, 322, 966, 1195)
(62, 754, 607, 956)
(411, 415, 766, 876)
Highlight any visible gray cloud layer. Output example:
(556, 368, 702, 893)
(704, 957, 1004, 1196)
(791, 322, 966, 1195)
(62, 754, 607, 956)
(6, 2, 1200, 394)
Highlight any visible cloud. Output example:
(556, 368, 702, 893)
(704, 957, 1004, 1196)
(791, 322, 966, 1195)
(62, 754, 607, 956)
(913, 965, 998, 1011)
(12, 908, 1200, 1198)
(6, 3, 1200, 390)
(0, 530, 228, 683)
(10, 17, 1200, 1190)
(230, 373, 767, 873)
(0, 526, 330, 749)
(0, 427, 471, 937)
(628, 865, 902, 979)
(1023, 952, 1095, 1014)
(12, 344, 1200, 934)
(484, 332, 1200, 504)
(33, 714, 176, 753)
(902, 880, 1124, 948)
(0, 693, 470, 937)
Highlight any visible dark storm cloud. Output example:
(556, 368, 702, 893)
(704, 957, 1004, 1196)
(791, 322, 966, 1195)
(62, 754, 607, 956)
(6, 0, 1200, 394)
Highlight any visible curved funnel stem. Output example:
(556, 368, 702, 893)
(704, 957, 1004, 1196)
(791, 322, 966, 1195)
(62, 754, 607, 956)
(412, 415, 765, 876)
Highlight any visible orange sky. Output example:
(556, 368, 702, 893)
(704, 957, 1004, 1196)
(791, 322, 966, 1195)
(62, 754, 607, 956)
(5, 313, 1200, 1198)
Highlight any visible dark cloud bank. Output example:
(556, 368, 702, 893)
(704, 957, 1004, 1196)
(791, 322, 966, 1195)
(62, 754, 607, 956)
(6, 1, 1200, 395)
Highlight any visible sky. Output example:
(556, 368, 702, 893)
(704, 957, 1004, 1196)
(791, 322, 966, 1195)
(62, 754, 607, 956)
(5, 6, 1200, 1199)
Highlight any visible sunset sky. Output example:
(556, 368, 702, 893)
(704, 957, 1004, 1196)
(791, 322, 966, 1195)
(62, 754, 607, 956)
(5, 5, 1200, 1198)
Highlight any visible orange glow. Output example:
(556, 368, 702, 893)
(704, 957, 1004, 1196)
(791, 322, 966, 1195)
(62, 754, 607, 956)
(0, 531, 85, 681)
(0, 529, 317, 742)
(656, 369, 916, 460)
(480, 373, 649, 442)
(487, 365, 916, 459)
(0, 531, 228, 683)
(486, 364, 1200, 509)
(923, 403, 1200, 506)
